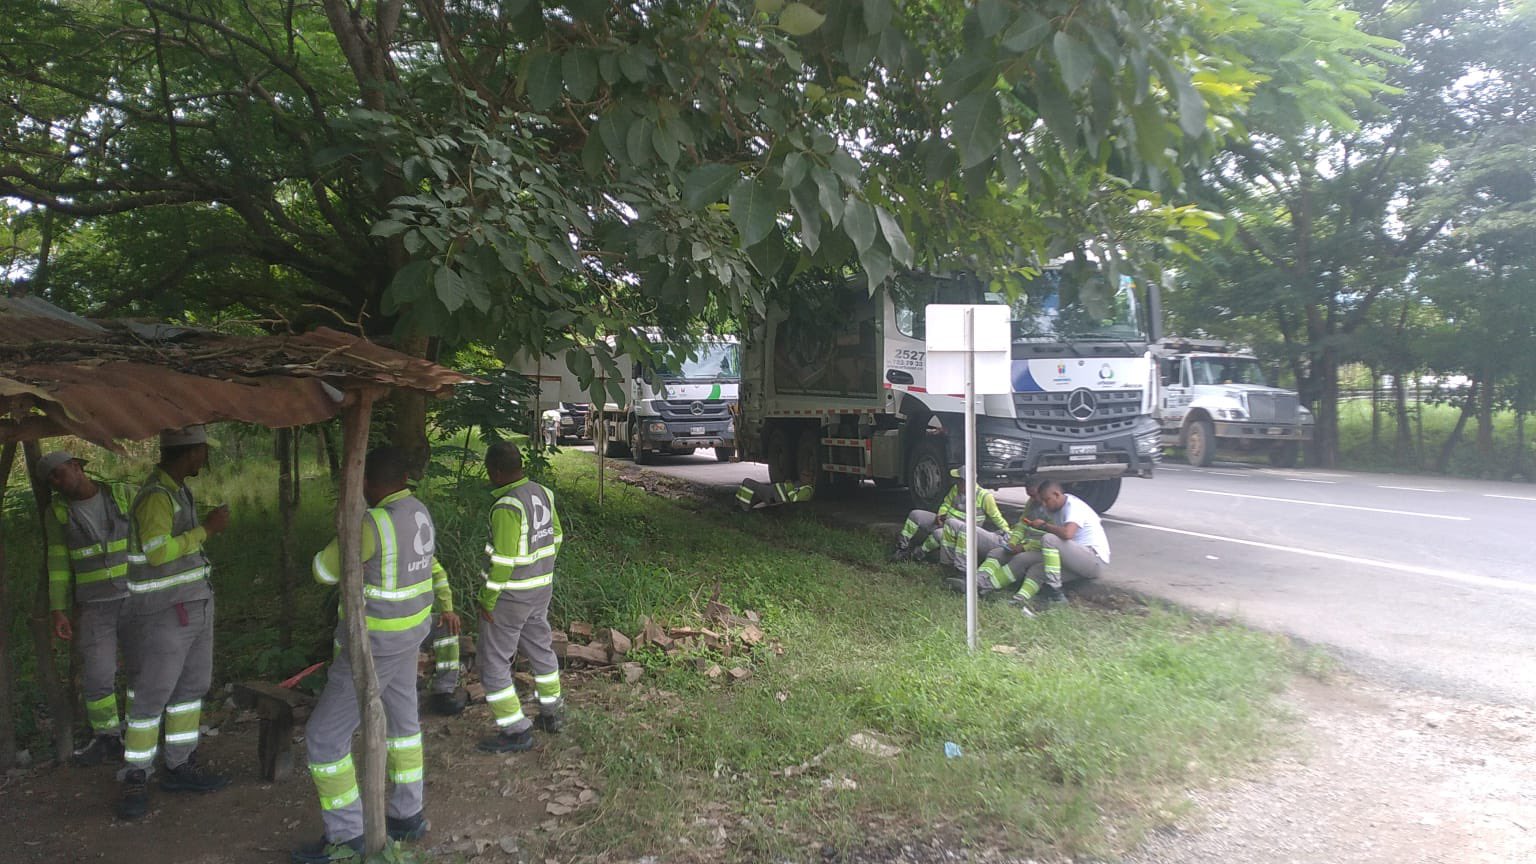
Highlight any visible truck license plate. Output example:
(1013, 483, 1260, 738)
(1069, 444, 1097, 455)
(690, 426, 706, 436)
(1269, 427, 1284, 435)
(1068, 454, 1097, 462)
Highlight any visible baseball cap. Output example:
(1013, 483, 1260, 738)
(160, 425, 209, 447)
(37, 450, 86, 477)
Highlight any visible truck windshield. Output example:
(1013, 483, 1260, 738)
(1191, 357, 1267, 386)
(1000, 270, 1144, 343)
(657, 343, 739, 382)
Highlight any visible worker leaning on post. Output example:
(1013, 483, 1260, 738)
(118, 425, 231, 821)
(475, 440, 566, 754)
(39, 449, 135, 766)
(294, 446, 457, 863)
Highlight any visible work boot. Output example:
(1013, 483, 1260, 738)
(429, 689, 467, 717)
(387, 811, 430, 842)
(160, 751, 229, 793)
(890, 543, 914, 562)
(476, 729, 535, 753)
(1039, 585, 1069, 607)
(74, 734, 125, 766)
(534, 700, 565, 734)
(290, 836, 364, 864)
(117, 768, 150, 821)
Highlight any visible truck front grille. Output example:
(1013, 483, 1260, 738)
(656, 399, 733, 422)
(1013, 389, 1144, 437)
(1246, 393, 1299, 423)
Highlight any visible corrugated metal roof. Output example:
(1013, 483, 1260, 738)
(0, 297, 473, 450)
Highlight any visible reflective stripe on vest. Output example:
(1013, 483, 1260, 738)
(127, 474, 211, 602)
(484, 481, 561, 591)
(358, 496, 436, 633)
(54, 486, 133, 601)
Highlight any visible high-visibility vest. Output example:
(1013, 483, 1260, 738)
(48, 482, 134, 606)
(126, 470, 213, 611)
(484, 479, 562, 592)
(356, 494, 439, 638)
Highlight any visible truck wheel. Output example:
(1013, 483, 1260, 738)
(1185, 417, 1216, 467)
(764, 424, 796, 483)
(905, 437, 948, 511)
(1270, 441, 1300, 468)
(794, 427, 823, 488)
(1068, 478, 1122, 514)
(630, 426, 651, 465)
(715, 446, 735, 463)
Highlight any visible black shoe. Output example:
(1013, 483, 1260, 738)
(290, 836, 364, 863)
(387, 811, 430, 842)
(890, 544, 914, 562)
(74, 734, 125, 766)
(1040, 585, 1069, 606)
(117, 769, 150, 821)
(160, 752, 229, 794)
(429, 689, 467, 717)
(476, 730, 534, 753)
(534, 703, 565, 734)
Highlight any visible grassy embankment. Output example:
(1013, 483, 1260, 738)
(4, 437, 1295, 860)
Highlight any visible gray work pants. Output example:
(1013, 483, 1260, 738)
(941, 517, 1005, 572)
(425, 621, 459, 695)
(479, 585, 559, 735)
(305, 634, 426, 842)
(123, 598, 214, 772)
(899, 510, 941, 548)
(1002, 534, 1105, 589)
(79, 596, 127, 737)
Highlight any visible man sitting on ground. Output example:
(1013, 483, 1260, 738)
(893, 469, 1008, 565)
(963, 479, 1109, 615)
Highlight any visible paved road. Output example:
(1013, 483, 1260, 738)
(580, 446, 1536, 706)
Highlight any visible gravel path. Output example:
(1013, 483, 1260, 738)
(1123, 675, 1536, 864)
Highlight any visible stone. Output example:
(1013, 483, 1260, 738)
(566, 643, 610, 665)
(704, 600, 734, 625)
(847, 732, 901, 758)
(617, 663, 644, 684)
(606, 629, 632, 656)
(546, 802, 574, 816)
(569, 621, 593, 640)
(727, 667, 752, 682)
(705, 664, 723, 680)
(499, 836, 520, 854)
(551, 630, 569, 659)
(738, 624, 765, 646)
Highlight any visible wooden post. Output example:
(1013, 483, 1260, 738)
(337, 391, 387, 855)
(277, 428, 296, 650)
(22, 440, 74, 762)
(0, 441, 18, 769)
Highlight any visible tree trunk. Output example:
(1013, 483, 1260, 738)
(1393, 370, 1412, 463)
(1369, 367, 1381, 451)
(1436, 382, 1479, 474)
(22, 441, 75, 762)
(387, 336, 431, 478)
(277, 428, 296, 651)
(1515, 408, 1527, 480)
(0, 442, 19, 769)
(338, 391, 388, 855)
(1476, 371, 1496, 455)
(1312, 348, 1341, 468)
(321, 423, 341, 478)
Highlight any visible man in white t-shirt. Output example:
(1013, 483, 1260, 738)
(987, 479, 1109, 611)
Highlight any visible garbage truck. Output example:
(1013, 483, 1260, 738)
(1150, 337, 1312, 467)
(594, 333, 739, 464)
(736, 269, 1163, 513)
(509, 352, 593, 447)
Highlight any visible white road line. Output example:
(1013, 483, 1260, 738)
(1285, 478, 1337, 484)
(1187, 488, 1470, 521)
(1198, 470, 1248, 477)
(1105, 518, 1536, 597)
(1485, 493, 1536, 502)
(1378, 485, 1441, 493)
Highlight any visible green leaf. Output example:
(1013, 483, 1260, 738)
(781, 151, 809, 190)
(525, 51, 563, 111)
(842, 197, 877, 253)
(875, 207, 913, 267)
(567, 0, 606, 23)
(1175, 73, 1207, 138)
(1002, 11, 1051, 53)
(369, 219, 407, 238)
(778, 3, 826, 36)
(976, 0, 1008, 37)
(951, 92, 1002, 170)
(683, 164, 739, 209)
(755, 0, 785, 13)
(1034, 71, 1077, 152)
(729, 177, 779, 247)
(812, 166, 843, 227)
(1053, 31, 1093, 94)
(862, 0, 892, 34)
(625, 117, 651, 165)
(619, 47, 651, 84)
(939, 54, 995, 103)
(652, 124, 680, 167)
(860, 244, 893, 294)
(789, 181, 821, 254)
(434, 266, 467, 312)
(382, 260, 432, 314)
(562, 50, 598, 102)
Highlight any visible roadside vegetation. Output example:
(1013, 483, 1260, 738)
(2, 436, 1295, 860)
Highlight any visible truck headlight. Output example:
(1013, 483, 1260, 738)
(984, 436, 1028, 464)
(1136, 430, 1162, 456)
(647, 421, 667, 435)
(1215, 408, 1247, 420)
(1299, 406, 1315, 425)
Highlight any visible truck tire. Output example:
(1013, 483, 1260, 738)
(630, 426, 651, 466)
(794, 427, 823, 488)
(1068, 478, 1121, 514)
(714, 446, 734, 462)
(1270, 441, 1300, 468)
(905, 437, 949, 512)
(764, 424, 796, 483)
(1185, 417, 1216, 467)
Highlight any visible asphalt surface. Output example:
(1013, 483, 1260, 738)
(580, 446, 1536, 706)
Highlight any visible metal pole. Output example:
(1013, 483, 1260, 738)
(964, 308, 978, 652)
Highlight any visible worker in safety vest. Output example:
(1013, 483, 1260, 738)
(893, 469, 1008, 564)
(476, 441, 566, 754)
(293, 446, 457, 862)
(949, 478, 1052, 596)
(974, 479, 1110, 614)
(40, 449, 135, 766)
(735, 477, 814, 511)
(119, 425, 231, 821)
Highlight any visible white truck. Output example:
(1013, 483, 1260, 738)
(737, 269, 1163, 513)
(510, 352, 594, 447)
(1151, 337, 1312, 467)
(595, 334, 739, 465)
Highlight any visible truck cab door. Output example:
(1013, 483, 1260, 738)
(1161, 358, 1191, 420)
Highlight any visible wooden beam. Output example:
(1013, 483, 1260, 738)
(21, 440, 74, 762)
(0, 442, 18, 769)
(336, 392, 387, 855)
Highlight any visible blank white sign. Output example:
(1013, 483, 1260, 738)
(925, 304, 1013, 395)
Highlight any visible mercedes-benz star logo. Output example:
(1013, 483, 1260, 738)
(690, 401, 705, 416)
(1067, 388, 1097, 421)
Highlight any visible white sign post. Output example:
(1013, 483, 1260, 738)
(925, 304, 1012, 650)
